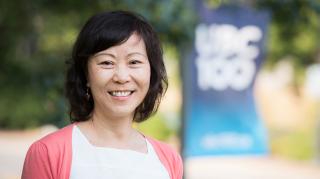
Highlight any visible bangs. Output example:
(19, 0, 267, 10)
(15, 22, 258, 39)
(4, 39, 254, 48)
(90, 21, 135, 54)
(79, 12, 142, 56)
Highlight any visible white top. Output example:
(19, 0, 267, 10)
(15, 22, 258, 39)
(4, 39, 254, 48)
(70, 125, 170, 179)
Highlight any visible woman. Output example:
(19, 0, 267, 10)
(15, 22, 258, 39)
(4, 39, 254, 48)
(22, 10, 183, 179)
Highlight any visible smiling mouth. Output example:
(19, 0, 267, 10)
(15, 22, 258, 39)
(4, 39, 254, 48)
(108, 90, 134, 97)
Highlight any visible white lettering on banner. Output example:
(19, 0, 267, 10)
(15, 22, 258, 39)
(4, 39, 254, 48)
(201, 132, 253, 150)
(195, 23, 262, 91)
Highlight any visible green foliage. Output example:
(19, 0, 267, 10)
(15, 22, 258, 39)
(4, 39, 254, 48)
(255, 0, 320, 67)
(270, 128, 316, 160)
(136, 113, 174, 141)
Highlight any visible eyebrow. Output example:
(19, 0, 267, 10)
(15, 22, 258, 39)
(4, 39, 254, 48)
(127, 52, 147, 58)
(92, 52, 116, 58)
(93, 52, 147, 59)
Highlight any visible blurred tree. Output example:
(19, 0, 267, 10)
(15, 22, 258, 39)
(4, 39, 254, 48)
(0, 0, 196, 129)
(256, 0, 320, 67)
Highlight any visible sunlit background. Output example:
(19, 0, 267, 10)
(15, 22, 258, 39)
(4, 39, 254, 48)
(1, 0, 320, 178)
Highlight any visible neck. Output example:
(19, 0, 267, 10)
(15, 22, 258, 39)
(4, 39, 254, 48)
(90, 108, 135, 141)
(77, 108, 146, 152)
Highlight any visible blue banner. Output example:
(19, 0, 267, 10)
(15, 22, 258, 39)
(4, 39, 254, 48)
(183, 4, 269, 157)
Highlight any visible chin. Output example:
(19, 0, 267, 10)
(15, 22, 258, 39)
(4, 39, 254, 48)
(110, 107, 136, 118)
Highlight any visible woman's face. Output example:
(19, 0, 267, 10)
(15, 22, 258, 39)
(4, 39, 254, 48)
(87, 33, 151, 119)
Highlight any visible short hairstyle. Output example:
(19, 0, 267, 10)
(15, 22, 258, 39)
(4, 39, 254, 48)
(65, 10, 168, 123)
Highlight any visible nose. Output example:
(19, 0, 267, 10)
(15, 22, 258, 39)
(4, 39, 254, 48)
(112, 64, 130, 84)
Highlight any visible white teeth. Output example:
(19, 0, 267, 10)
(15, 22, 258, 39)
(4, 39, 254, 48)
(110, 91, 131, 97)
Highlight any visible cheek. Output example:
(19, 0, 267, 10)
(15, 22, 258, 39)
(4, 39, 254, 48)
(141, 66, 151, 88)
(88, 68, 112, 90)
(142, 76, 150, 91)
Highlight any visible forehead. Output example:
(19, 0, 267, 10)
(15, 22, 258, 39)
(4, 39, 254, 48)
(104, 33, 146, 54)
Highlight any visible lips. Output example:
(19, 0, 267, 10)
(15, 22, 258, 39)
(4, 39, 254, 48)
(108, 90, 134, 97)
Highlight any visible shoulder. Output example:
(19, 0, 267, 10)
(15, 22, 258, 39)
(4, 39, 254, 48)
(26, 123, 74, 157)
(37, 123, 74, 146)
(22, 124, 74, 179)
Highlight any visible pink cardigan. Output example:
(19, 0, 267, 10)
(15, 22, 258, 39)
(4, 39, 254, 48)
(22, 123, 183, 179)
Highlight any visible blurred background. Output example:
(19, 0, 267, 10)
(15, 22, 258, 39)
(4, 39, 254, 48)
(1, 0, 320, 178)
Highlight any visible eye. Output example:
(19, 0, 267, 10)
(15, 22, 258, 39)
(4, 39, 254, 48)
(129, 59, 142, 65)
(98, 61, 114, 68)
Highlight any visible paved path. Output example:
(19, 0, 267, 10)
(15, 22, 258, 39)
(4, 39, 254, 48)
(1, 126, 320, 179)
(0, 126, 58, 179)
